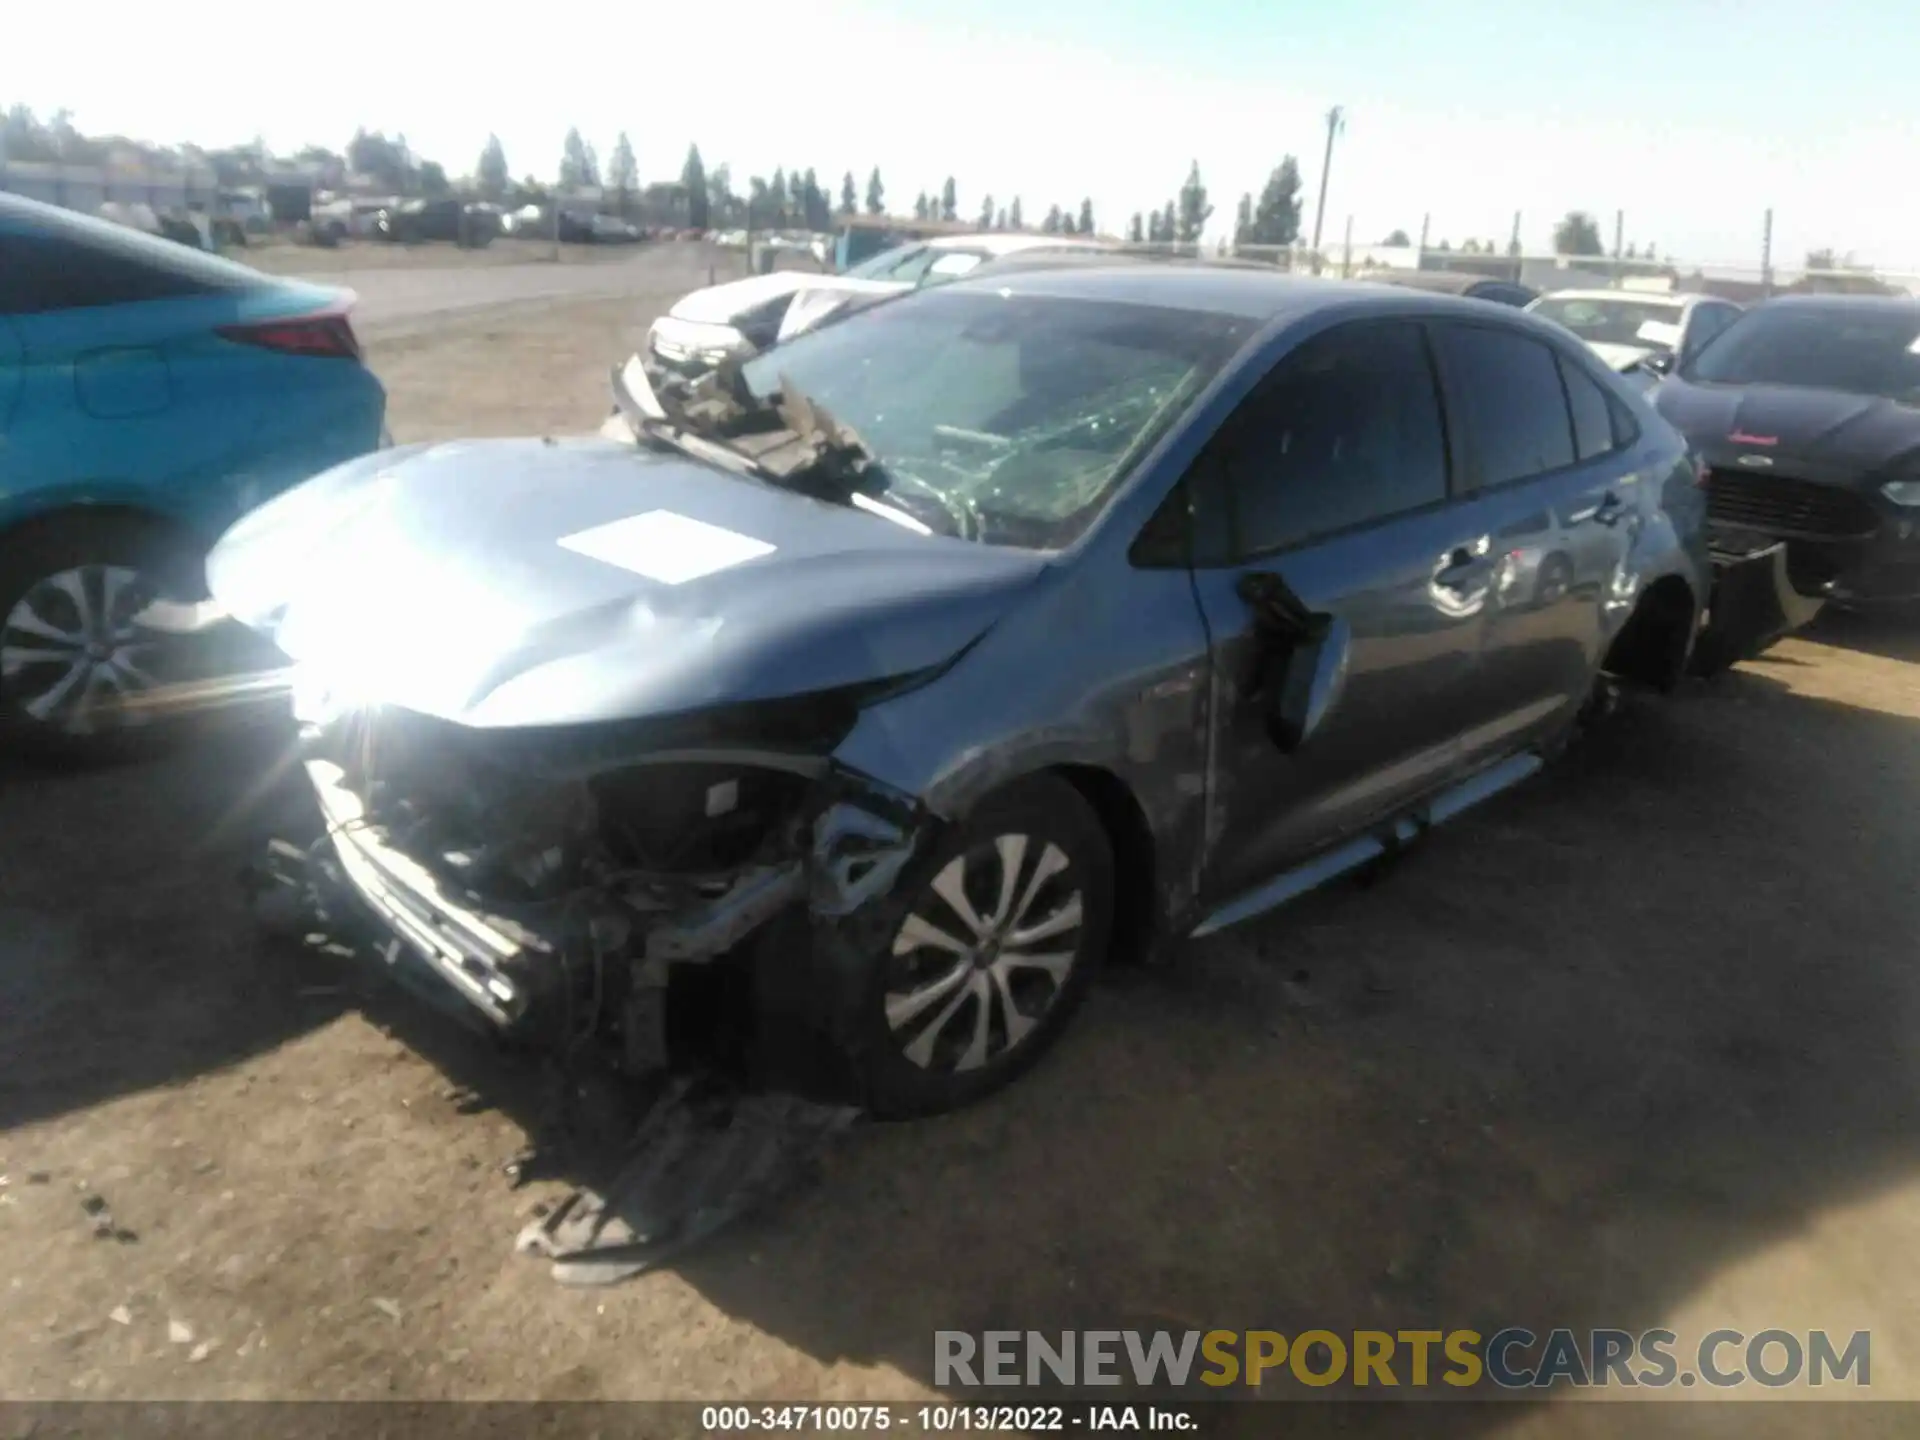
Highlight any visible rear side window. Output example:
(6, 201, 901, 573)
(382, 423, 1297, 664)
(1608, 390, 1640, 450)
(1209, 319, 1450, 557)
(1557, 354, 1617, 461)
(1434, 323, 1575, 487)
(0, 212, 261, 315)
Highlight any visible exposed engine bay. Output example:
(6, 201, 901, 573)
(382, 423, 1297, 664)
(268, 695, 928, 1079)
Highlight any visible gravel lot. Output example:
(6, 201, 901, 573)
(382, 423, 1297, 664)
(3, 247, 1919, 1436)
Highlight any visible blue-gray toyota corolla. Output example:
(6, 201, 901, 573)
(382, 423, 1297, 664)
(206, 263, 1797, 1118)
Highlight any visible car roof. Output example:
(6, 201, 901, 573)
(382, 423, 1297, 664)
(944, 259, 1569, 325)
(1361, 269, 1521, 296)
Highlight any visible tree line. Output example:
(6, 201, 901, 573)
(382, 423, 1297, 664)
(2, 104, 1854, 268)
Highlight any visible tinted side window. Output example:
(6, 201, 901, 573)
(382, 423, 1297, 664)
(1607, 390, 1641, 450)
(0, 228, 251, 315)
(1435, 323, 1575, 487)
(1214, 320, 1449, 557)
(1686, 304, 1738, 354)
(1556, 353, 1616, 462)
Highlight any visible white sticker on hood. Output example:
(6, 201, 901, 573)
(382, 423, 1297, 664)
(558, 509, 775, 585)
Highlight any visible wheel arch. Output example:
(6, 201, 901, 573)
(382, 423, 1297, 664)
(1044, 763, 1159, 967)
(0, 488, 210, 557)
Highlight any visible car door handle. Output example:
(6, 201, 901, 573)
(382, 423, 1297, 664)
(1570, 491, 1625, 526)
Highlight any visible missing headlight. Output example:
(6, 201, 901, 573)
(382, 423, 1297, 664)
(591, 762, 813, 875)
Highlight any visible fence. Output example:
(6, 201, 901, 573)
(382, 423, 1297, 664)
(1112, 237, 1920, 299)
(0, 158, 221, 217)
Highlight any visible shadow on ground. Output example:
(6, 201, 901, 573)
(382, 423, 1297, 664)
(5, 658, 1919, 1436)
(0, 715, 351, 1134)
(1805, 606, 1920, 664)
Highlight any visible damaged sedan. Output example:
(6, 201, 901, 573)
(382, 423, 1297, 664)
(209, 264, 1789, 1121)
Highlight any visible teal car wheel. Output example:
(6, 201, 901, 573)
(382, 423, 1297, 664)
(0, 516, 204, 761)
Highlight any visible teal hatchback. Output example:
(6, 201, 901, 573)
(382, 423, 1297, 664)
(0, 193, 387, 757)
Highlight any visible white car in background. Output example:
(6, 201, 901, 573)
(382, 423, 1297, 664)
(641, 231, 1113, 380)
(1526, 289, 1745, 390)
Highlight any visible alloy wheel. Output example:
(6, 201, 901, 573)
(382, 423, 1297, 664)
(885, 833, 1086, 1075)
(0, 565, 162, 735)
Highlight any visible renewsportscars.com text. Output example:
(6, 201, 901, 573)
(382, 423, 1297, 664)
(934, 1328, 1871, 1391)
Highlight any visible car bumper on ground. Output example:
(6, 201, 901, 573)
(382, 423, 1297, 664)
(1692, 540, 1829, 675)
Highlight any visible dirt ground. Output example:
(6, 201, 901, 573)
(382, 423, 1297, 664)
(5, 253, 1920, 1436)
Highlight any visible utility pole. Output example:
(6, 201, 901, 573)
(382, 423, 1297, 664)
(1761, 208, 1774, 298)
(1612, 209, 1625, 287)
(1341, 214, 1353, 278)
(1417, 212, 1431, 268)
(1509, 210, 1522, 277)
(1309, 104, 1346, 275)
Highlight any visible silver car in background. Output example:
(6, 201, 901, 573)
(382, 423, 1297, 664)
(642, 232, 1113, 381)
(1527, 288, 1744, 390)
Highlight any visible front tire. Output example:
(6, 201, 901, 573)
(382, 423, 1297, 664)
(858, 775, 1114, 1118)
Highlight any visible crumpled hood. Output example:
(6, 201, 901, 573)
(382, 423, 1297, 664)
(1655, 380, 1920, 474)
(778, 278, 911, 342)
(667, 272, 815, 327)
(207, 438, 1048, 729)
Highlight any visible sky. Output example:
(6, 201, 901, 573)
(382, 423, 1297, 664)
(7, 0, 1919, 269)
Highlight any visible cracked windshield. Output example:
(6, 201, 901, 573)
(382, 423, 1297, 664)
(739, 291, 1252, 547)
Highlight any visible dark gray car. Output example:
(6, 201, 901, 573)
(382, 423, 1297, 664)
(207, 265, 1781, 1119)
(1656, 296, 1920, 604)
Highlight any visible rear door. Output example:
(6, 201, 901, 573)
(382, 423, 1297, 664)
(1429, 321, 1638, 760)
(1188, 317, 1497, 905)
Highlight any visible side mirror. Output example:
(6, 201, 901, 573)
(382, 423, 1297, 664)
(1235, 571, 1349, 753)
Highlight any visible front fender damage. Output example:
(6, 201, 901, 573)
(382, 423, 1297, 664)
(246, 753, 932, 1285)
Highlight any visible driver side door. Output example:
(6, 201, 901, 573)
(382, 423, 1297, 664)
(1187, 318, 1499, 907)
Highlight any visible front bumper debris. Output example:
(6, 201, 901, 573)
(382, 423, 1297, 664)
(308, 757, 533, 1026)
(1692, 539, 1828, 675)
(249, 750, 902, 1283)
(516, 1077, 859, 1287)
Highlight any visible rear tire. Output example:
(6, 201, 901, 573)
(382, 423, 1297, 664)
(0, 515, 206, 764)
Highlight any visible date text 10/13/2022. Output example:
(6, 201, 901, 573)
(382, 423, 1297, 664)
(701, 1405, 1199, 1432)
